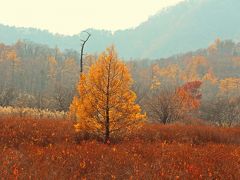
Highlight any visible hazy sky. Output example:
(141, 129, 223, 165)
(0, 0, 184, 35)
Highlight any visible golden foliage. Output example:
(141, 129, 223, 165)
(2, 49, 20, 64)
(219, 78, 240, 93)
(202, 69, 218, 84)
(5, 50, 17, 61)
(158, 64, 180, 79)
(70, 46, 145, 140)
(150, 75, 161, 90)
(181, 56, 208, 82)
(48, 56, 57, 65)
(151, 64, 180, 89)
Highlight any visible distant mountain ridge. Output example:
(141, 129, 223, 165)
(0, 0, 240, 59)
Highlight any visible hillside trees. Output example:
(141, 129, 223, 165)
(0, 39, 240, 126)
(0, 41, 80, 110)
(0, 45, 19, 106)
(201, 96, 240, 127)
(201, 78, 240, 127)
(70, 47, 145, 143)
(127, 60, 152, 106)
(145, 61, 202, 124)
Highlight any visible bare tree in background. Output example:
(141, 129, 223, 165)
(80, 31, 91, 74)
(144, 86, 181, 124)
(201, 96, 240, 127)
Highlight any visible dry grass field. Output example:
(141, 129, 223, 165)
(0, 117, 239, 179)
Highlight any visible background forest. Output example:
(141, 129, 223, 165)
(0, 38, 240, 126)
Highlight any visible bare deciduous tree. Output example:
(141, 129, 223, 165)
(201, 96, 240, 127)
(144, 86, 182, 124)
(80, 31, 91, 74)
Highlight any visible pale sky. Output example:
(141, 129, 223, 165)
(0, 0, 184, 35)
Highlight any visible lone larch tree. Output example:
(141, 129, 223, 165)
(70, 46, 145, 143)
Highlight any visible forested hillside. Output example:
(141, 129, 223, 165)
(1, 39, 240, 126)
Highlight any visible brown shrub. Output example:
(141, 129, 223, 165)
(0, 117, 75, 147)
(132, 123, 240, 145)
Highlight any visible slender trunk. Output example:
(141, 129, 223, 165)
(162, 116, 167, 124)
(80, 45, 84, 74)
(105, 109, 110, 143)
(80, 32, 91, 74)
(104, 62, 111, 144)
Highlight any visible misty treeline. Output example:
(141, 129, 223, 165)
(0, 39, 240, 126)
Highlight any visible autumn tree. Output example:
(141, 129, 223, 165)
(6, 49, 18, 85)
(0, 47, 19, 106)
(200, 78, 240, 126)
(70, 47, 145, 143)
(145, 85, 180, 124)
(181, 56, 208, 82)
(145, 81, 202, 124)
(200, 95, 240, 127)
(177, 81, 202, 112)
(219, 78, 240, 96)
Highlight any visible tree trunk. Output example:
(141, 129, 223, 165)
(105, 111, 110, 143)
(162, 112, 168, 124)
(80, 45, 84, 74)
(104, 61, 111, 144)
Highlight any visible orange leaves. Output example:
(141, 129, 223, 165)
(176, 81, 202, 111)
(0, 47, 19, 64)
(12, 164, 19, 178)
(186, 164, 201, 176)
(177, 88, 196, 109)
(6, 50, 17, 61)
(80, 161, 86, 169)
(181, 81, 202, 97)
(70, 46, 145, 141)
(146, 81, 202, 124)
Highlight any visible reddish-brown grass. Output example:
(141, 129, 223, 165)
(0, 117, 239, 179)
